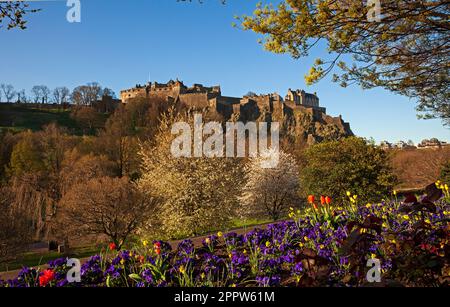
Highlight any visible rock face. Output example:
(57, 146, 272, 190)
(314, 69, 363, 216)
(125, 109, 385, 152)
(230, 97, 353, 145)
(121, 80, 353, 144)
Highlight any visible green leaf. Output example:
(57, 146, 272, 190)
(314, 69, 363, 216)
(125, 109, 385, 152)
(128, 273, 141, 281)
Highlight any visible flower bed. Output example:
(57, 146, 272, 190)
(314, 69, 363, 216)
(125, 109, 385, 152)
(2, 184, 449, 287)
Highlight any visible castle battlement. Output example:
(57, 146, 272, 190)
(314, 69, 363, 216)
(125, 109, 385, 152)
(120, 80, 327, 117)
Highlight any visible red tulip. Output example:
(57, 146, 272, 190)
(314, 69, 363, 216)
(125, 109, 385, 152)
(325, 196, 332, 205)
(109, 242, 116, 251)
(320, 196, 326, 205)
(39, 269, 55, 287)
(154, 241, 161, 255)
(307, 195, 315, 204)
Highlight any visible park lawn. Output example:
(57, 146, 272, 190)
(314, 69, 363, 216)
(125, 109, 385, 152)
(0, 219, 273, 272)
(0, 245, 99, 272)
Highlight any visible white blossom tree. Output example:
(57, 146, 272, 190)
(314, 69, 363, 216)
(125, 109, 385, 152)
(240, 149, 300, 221)
(137, 109, 244, 238)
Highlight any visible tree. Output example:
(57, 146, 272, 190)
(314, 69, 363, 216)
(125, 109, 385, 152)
(59, 176, 157, 249)
(97, 105, 139, 177)
(59, 149, 116, 194)
(8, 130, 46, 177)
(0, 84, 16, 102)
(72, 82, 103, 106)
(239, 1, 450, 125)
(31, 85, 50, 103)
(0, 186, 33, 264)
(137, 109, 244, 238)
(102, 87, 116, 98)
(301, 137, 397, 203)
(41, 85, 51, 103)
(70, 106, 104, 132)
(240, 149, 300, 221)
(0, 2, 38, 30)
(16, 89, 28, 103)
(53, 87, 71, 105)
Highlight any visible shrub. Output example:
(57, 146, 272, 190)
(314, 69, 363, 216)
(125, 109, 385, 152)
(440, 160, 450, 184)
(301, 137, 397, 203)
(240, 149, 300, 221)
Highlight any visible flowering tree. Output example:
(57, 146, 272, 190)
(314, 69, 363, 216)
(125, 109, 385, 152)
(137, 109, 244, 238)
(240, 149, 300, 221)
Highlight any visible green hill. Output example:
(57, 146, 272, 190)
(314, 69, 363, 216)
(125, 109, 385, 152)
(0, 104, 106, 134)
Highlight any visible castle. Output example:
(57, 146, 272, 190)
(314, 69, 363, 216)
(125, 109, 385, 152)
(120, 80, 352, 143)
(121, 80, 332, 118)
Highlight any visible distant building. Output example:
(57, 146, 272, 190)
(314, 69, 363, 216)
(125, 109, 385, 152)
(91, 95, 121, 113)
(418, 138, 449, 149)
(379, 140, 416, 150)
(380, 141, 393, 150)
(120, 79, 330, 119)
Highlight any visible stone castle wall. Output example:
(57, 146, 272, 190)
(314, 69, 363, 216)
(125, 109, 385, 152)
(119, 80, 352, 140)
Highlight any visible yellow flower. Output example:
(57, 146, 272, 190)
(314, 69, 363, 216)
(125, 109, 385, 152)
(425, 219, 431, 224)
(445, 184, 449, 191)
(265, 241, 271, 248)
(289, 207, 294, 211)
(371, 253, 377, 259)
(393, 190, 397, 196)
(243, 249, 247, 255)
(205, 238, 211, 245)
(142, 240, 148, 247)
(365, 203, 371, 208)
(346, 191, 351, 197)
(129, 251, 133, 257)
(304, 236, 309, 242)
(299, 242, 304, 248)
(228, 253, 232, 258)
(403, 215, 410, 220)
(319, 244, 325, 249)
(296, 210, 300, 214)
(200, 272, 206, 279)
(217, 231, 223, 238)
(353, 195, 358, 200)
(179, 265, 185, 274)
(120, 259, 125, 265)
(231, 283, 236, 287)
(390, 239, 396, 244)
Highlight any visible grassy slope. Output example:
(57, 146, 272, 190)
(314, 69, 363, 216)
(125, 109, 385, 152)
(0, 104, 108, 135)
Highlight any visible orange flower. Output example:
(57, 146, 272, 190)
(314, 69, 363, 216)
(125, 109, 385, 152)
(320, 195, 326, 205)
(313, 204, 318, 210)
(325, 196, 332, 205)
(307, 195, 315, 204)
(109, 242, 116, 251)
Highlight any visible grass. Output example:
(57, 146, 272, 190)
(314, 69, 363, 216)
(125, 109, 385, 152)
(0, 245, 100, 272)
(0, 219, 273, 272)
(0, 103, 108, 135)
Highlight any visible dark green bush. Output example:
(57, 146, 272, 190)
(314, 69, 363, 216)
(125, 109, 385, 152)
(301, 137, 397, 203)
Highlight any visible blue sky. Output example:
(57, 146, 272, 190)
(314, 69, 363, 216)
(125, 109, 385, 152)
(1, 0, 448, 143)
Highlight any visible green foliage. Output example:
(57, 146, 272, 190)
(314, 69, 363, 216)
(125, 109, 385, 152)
(8, 131, 46, 177)
(300, 137, 397, 203)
